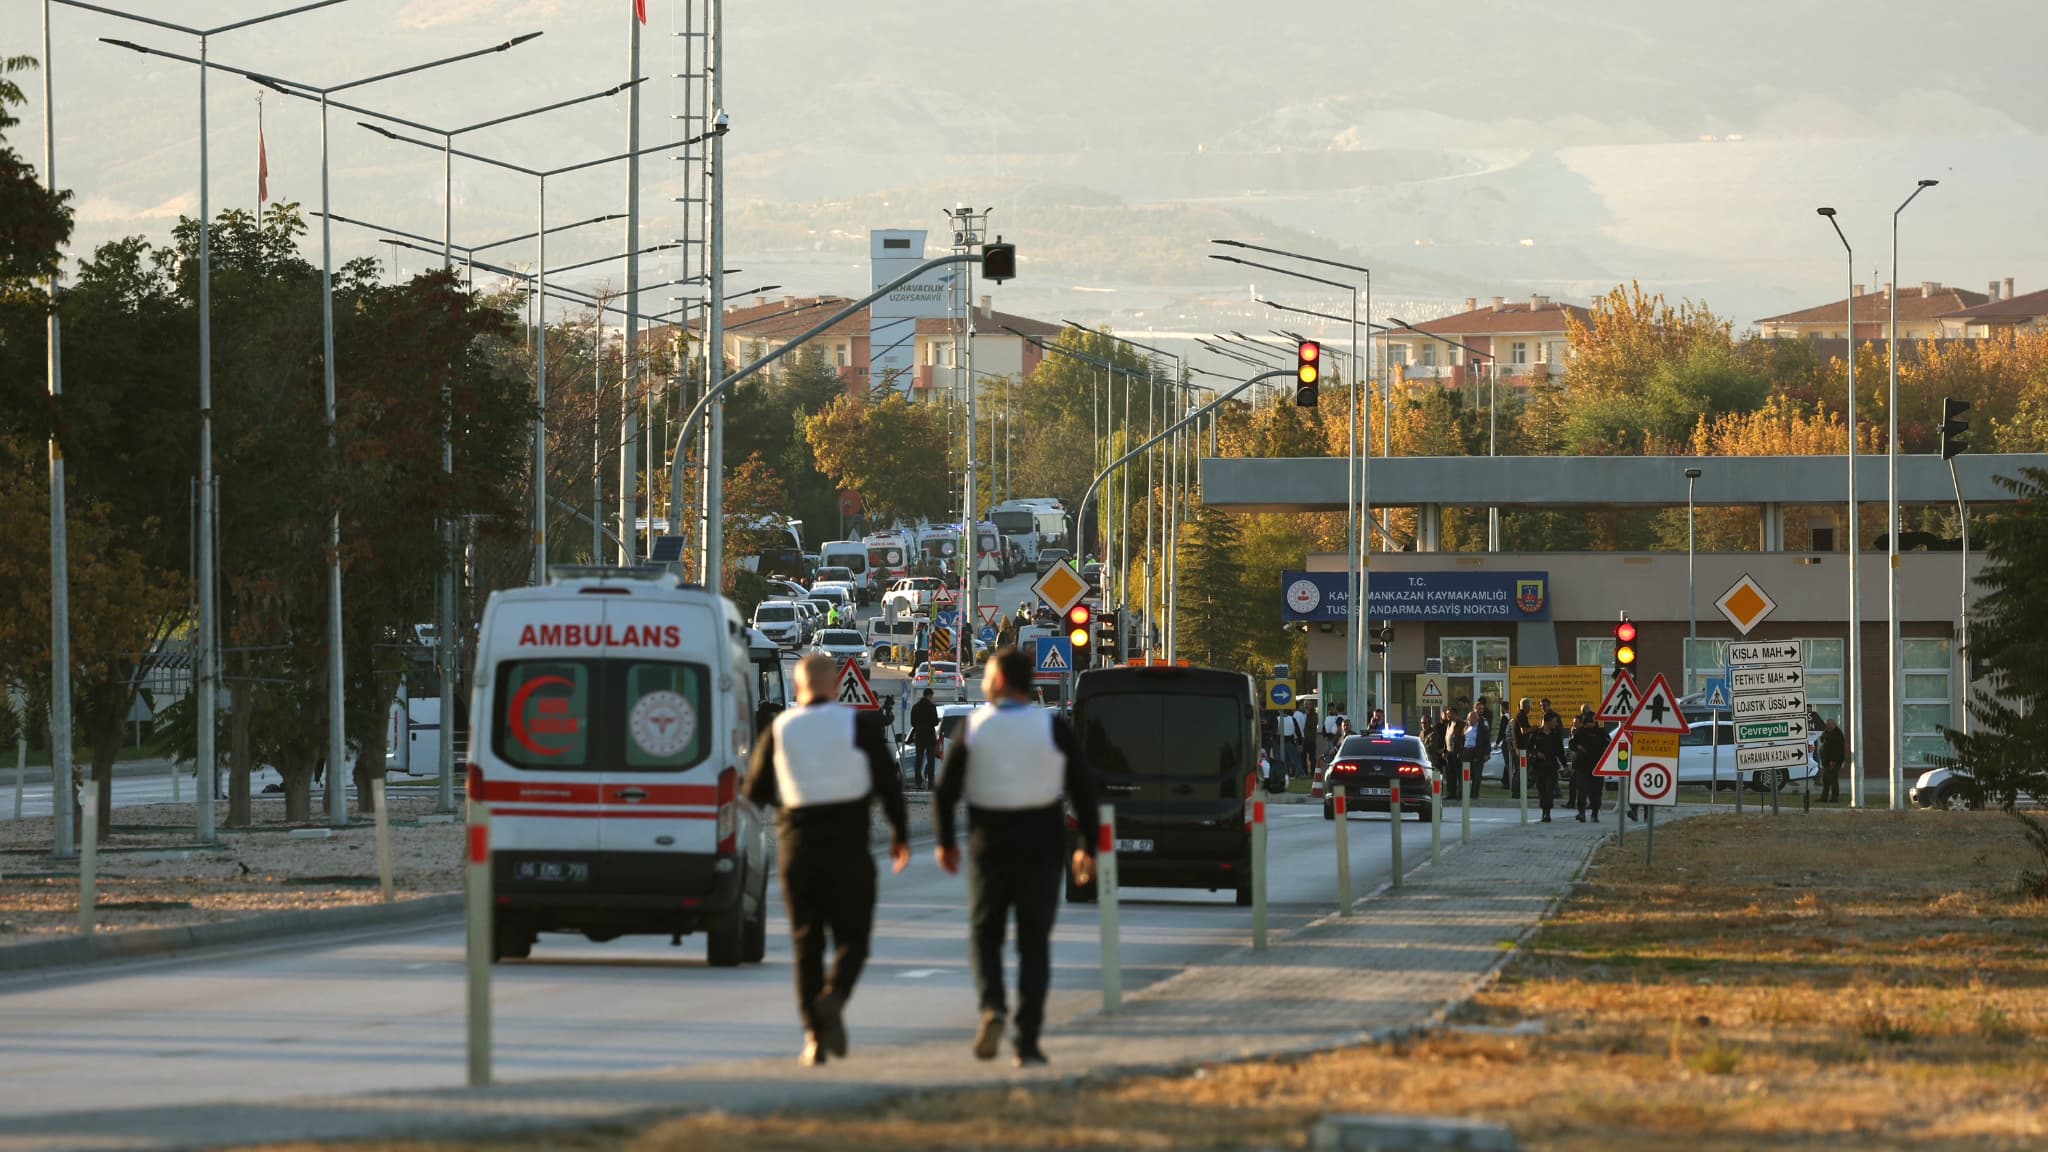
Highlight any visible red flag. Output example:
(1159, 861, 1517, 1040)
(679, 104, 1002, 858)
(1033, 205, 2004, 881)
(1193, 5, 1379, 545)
(258, 118, 269, 203)
(634, 0, 647, 22)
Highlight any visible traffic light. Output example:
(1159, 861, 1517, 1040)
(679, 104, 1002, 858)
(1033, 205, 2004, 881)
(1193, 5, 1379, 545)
(1613, 617, 1638, 677)
(1095, 608, 1120, 663)
(1940, 396, 1971, 460)
(1295, 340, 1321, 407)
(1368, 622, 1393, 655)
(981, 238, 1016, 283)
(1066, 603, 1092, 651)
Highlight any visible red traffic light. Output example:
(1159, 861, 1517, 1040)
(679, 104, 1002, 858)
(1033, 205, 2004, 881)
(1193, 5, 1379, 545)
(1296, 340, 1321, 385)
(1068, 604, 1091, 627)
(1614, 620, 1637, 644)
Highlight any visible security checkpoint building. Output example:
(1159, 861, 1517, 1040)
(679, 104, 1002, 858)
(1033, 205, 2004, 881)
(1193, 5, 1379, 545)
(1201, 452, 2041, 786)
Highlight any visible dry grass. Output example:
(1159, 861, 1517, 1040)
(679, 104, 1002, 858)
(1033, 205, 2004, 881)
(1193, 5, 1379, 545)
(259, 811, 2048, 1151)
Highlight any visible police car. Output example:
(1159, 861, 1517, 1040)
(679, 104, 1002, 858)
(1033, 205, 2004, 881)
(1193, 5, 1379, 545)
(471, 566, 772, 966)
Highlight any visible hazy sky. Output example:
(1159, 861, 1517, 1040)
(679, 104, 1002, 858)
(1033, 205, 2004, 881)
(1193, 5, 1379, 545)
(20, 0, 2048, 346)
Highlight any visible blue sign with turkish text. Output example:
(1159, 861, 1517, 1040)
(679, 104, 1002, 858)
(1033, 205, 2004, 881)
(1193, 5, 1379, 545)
(1280, 570, 1552, 623)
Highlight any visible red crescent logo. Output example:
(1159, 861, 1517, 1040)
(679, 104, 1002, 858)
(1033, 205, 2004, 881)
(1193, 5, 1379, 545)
(508, 675, 576, 756)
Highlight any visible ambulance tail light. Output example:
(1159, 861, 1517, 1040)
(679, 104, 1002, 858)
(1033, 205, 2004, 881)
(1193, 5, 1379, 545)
(465, 763, 483, 803)
(716, 767, 738, 855)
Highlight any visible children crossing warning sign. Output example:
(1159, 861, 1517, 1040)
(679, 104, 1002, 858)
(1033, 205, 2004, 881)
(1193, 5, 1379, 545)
(835, 659, 881, 711)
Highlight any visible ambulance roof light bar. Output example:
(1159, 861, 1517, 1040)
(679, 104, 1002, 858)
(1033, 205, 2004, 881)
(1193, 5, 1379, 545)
(546, 564, 685, 587)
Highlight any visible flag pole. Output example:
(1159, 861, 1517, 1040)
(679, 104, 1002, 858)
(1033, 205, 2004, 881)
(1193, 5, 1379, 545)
(256, 91, 266, 230)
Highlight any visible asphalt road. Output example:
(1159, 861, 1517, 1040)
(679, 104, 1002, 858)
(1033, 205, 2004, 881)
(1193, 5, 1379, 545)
(0, 799, 1527, 1118)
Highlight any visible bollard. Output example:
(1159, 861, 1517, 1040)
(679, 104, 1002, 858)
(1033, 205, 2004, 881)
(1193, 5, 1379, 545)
(1770, 767, 1781, 815)
(1251, 800, 1268, 952)
(1645, 805, 1656, 867)
(1615, 777, 1626, 846)
(1430, 776, 1442, 863)
(12, 715, 24, 821)
(1518, 752, 1528, 826)
(1736, 764, 1746, 815)
(465, 800, 492, 1087)
(79, 789, 98, 934)
(1333, 793, 1351, 915)
(1389, 779, 1404, 889)
(172, 755, 182, 803)
(1460, 765, 1472, 845)
(1097, 803, 1121, 1013)
(372, 777, 394, 904)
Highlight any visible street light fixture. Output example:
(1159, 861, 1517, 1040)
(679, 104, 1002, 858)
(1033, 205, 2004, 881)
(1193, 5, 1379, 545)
(1886, 179, 1938, 812)
(1816, 206, 1865, 809)
(75, 0, 352, 845)
(1389, 318, 1502, 552)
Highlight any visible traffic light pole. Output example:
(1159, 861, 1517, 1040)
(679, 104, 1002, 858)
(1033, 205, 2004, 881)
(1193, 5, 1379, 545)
(1949, 457, 1971, 738)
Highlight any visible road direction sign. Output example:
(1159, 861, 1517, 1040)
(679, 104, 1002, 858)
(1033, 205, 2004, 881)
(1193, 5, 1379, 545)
(835, 659, 880, 711)
(1033, 636, 1073, 684)
(1734, 741, 1810, 773)
(936, 609, 961, 631)
(1715, 573, 1779, 636)
(1624, 673, 1688, 734)
(1629, 754, 1678, 807)
(1266, 679, 1296, 711)
(1727, 664, 1803, 694)
(1736, 717, 1808, 744)
(1701, 676, 1730, 711)
(1032, 562, 1089, 616)
(1726, 639, 1803, 667)
(1594, 731, 1632, 777)
(1729, 688, 1807, 721)
(1416, 673, 1446, 707)
(1597, 671, 1641, 724)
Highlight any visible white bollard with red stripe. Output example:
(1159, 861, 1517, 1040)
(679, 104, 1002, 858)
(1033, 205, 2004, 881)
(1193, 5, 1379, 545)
(1097, 803, 1120, 1013)
(1461, 763, 1472, 845)
(1390, 777, 1404, 888)
(1252, 798, 1268, 952)
(1431, 774, 1443, 863)
(1333, 792, 1351, 915)
(465, 794, 492, 1087)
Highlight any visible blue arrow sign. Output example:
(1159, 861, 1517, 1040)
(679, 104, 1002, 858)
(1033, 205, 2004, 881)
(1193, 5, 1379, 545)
(1703, 676, 1730, 711)
(936, 610, 960, 630)
(1268, 680, 1294, 708)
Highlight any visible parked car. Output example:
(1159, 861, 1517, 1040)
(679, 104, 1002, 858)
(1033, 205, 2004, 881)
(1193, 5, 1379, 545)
(911, 660, 966, 702)
(883, 576, 948, 616)
(1675, 718, 1819, 792)
(1035, 548, 1071, 575)
(1322, 732, 1437, 822)
(751, 599, 807, 648)
(809, 627, 871, 671)
(764, 578, 809, 603)
(806, 586, 854, 620)
(1911, 766, 1982, 810)
(792, 600, 823, 642)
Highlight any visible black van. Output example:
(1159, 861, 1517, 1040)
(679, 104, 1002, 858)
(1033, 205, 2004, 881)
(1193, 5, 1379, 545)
(1067, 665, 1259, 905)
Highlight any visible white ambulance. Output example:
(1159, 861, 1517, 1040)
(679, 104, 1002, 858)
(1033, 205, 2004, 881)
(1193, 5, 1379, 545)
(470, 566, 772, 966)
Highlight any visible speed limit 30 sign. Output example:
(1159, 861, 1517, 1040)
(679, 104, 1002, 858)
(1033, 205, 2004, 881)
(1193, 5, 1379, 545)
(1629, 755, 1678, 808)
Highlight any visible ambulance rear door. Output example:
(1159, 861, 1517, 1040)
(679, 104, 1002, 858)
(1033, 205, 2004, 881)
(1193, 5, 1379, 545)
(598, 597, 726, 857)
(484, 596, 608, 856)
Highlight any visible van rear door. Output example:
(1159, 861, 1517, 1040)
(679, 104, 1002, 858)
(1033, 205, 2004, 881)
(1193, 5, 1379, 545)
(1151, 692, 1254, 862)
(1076, 694, 1165, 837)
(598, 598, 724, 858)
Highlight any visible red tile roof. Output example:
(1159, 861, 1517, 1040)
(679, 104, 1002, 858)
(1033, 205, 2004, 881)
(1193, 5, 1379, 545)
(1758, 284, 1990, 326)
(914, 307, 1062, 338)
(1404, 299, 1592, 336)
(698, 295, 867, 342)
(1937, 286, 2048, 322)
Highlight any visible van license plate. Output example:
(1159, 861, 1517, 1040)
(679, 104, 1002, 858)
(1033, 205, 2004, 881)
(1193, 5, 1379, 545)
(515, 861, 589, 883)
(1115, 838, 1153, 853)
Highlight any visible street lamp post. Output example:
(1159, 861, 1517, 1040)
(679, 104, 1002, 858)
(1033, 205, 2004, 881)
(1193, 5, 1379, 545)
(39, 0, 76, 858)
(78, 0, 351, 844)
(1887, 179, 1938, 812)
(1685, 467, 1702, 687)
(1817, 207, 1864, 809)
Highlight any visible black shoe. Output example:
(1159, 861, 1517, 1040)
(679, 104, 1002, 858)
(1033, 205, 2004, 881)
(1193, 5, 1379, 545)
(1013, 1039, 1048, 1067)
(813, 993, 849, 1058)
(1575, 814, 1584, 822)
(972, 1011, 1003, 1061)
(1541, 813, 1551, 822)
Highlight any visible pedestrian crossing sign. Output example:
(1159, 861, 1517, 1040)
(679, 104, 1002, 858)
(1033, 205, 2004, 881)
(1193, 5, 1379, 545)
(1597, 671, 1640, 724)
(835, 659, 881, 711)
(1034, 636, 1074, 684)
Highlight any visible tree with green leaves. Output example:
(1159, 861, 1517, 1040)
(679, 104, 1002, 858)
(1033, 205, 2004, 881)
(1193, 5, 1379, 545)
(1940, 466, 2048, 896)
(803, 390, 952, 524)
(1174, 493, 1255, 673)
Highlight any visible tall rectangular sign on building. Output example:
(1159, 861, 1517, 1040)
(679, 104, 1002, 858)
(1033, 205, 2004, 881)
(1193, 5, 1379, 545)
(869, 230, 954, 396)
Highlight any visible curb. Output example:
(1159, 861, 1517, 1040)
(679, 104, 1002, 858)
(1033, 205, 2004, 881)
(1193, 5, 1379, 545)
(0, 892, 462, 975)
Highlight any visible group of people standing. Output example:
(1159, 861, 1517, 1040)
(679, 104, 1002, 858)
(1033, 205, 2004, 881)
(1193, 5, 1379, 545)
(746, 648, 1096, 1070)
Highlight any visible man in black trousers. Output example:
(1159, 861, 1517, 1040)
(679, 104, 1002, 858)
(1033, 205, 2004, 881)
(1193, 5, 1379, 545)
(746, 654, 911, 1067)
(935, 645, 1097, 1067)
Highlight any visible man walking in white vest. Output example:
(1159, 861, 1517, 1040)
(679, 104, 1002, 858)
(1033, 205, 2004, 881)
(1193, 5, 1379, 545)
(746, 654, 911, 1067)
(934, 645, 1097, 1067)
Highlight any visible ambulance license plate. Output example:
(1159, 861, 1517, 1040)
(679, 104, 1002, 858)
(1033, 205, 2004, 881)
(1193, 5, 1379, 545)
(515, 860, 589, 884)
(1115, 838, 1153, 853)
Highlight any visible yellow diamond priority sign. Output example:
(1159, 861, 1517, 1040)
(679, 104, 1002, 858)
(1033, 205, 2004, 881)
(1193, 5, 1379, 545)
(1032, 562, 1090, 617)
(1714, 572, 1777, 637)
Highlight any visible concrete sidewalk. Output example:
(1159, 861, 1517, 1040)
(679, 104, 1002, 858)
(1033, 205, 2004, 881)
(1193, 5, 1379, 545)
(5, 815, 1614, 1152)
